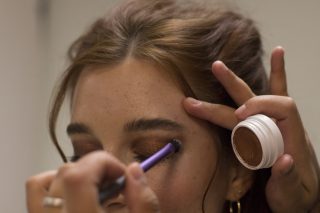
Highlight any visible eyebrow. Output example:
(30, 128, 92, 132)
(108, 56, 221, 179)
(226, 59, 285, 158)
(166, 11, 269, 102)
(66, 122, 94, 136)
(123, 118, 184, 132)
(66, 118, 184, 136)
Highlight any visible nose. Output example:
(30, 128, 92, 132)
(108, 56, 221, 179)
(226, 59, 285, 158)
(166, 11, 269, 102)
(102, 142, 129, 165)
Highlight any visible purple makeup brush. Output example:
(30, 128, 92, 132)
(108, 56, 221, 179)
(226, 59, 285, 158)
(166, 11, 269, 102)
(99, 139, 181, 204)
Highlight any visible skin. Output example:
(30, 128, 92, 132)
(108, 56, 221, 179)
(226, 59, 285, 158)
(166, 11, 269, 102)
(26, 47, 320, 213)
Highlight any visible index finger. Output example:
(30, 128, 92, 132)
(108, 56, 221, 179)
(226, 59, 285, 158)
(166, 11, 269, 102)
(270, 46, 289, 96)
(26, 170, 57, 213)
(61, 151, 125, 212)
(212, 61, 255, 106)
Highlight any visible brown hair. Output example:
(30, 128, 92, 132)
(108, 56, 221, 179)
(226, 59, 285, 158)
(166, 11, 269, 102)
(49, 0, 270, 212)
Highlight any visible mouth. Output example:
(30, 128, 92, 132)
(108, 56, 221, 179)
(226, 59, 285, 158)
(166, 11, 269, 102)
(106, 202, 126, 210)
(103, 197, 126, 212)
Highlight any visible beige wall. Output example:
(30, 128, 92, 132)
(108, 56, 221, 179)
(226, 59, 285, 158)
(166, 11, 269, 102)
(233, 0, 320, 161)
(0, 0, 46, 212)
(0, 0, 319, 212)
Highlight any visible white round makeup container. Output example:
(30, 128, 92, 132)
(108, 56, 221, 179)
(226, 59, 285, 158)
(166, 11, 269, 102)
(231, 114, 284, 170)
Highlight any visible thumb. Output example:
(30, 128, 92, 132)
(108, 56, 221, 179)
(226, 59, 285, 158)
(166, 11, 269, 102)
(124, 163, 160, 213)
(266, 154, 307, 212)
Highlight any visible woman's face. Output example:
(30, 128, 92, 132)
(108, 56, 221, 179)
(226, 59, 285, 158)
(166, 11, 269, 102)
(69, 58, 230, 212)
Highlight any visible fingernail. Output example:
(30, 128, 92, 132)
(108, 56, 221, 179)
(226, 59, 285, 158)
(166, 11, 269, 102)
(213, 61, 228, 73)
(235, 105, 247, 118)
(220, 61, 228, 71)
(276, 46, 284, 52)
(281, 155, 294, 175)
(129, 163, 146, 183)
(185, 97, 202, 106)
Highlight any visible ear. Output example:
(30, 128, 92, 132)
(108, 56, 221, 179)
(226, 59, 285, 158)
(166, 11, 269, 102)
(225, 161, 255, 201)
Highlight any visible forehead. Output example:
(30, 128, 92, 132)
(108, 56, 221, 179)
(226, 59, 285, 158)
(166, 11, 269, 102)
(71, 58, 187, 129)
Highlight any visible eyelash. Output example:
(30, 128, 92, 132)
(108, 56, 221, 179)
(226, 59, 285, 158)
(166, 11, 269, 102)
(68, 139, 103, 162)
(67, 146, 100, 162)
(68, 153, 150, 163)
(133, 148, 176, 163)
(69, 149, 161, 163)
(69, 139, 180, 163)
(133, 153, 149, 162)
(67, 155, 81, 162)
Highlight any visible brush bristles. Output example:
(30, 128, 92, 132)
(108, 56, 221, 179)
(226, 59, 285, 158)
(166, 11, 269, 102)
(170, 139, 181, 153)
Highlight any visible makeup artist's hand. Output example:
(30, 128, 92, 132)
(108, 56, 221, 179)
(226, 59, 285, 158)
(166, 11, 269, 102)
(26, 151, 160, 213)
(183, 47, 320, 212)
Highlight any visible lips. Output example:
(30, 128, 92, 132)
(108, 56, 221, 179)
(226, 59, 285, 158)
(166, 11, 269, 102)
(103, 195, 126, 212)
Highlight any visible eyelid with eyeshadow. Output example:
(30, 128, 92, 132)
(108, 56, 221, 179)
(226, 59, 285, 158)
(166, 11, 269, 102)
(131, 138, 182, 163)
(68, 138, 103, 162)
(68, 133, 183, 163)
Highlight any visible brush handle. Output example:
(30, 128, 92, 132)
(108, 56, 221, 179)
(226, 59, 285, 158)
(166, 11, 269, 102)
(140, 142, 176, 171)
(98, 140, 180, 204)
(99, 176, 126, 203)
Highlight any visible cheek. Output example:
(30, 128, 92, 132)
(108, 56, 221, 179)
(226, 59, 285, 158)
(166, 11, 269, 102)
(145, 138, 218, 212)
